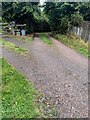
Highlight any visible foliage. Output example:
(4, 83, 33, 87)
(70, 12, 83, 26)
(51, 33, 88, 57)
(2, 2, 90, 34)
(79, 2, 90, 21)
(1, 38, 28, 55)
(59, 16, 71, 34)
(2, 2, 40, 33)
(1, 58, 43, 118)
(2, 2, 50, 33)
(43, 2, 86, 34)
(0, 17, 2, 22)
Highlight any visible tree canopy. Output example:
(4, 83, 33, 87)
(2, 2, 90, 34)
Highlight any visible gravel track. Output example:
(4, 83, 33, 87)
(2, 35, 88, 118)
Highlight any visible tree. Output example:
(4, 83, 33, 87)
(43, 2, 85, 34)
(79, 2, 90, 21)
(70, 12, 83, 26)
(2, 2, 41, 33)
(2, 2, 90, 34)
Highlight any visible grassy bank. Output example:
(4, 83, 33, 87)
(51, 33, 89, 57)
(1, 38, 28, 55)
(1, 58, 43, 118)
(7, 35, 33, 42)
(39, 33, 52, 45)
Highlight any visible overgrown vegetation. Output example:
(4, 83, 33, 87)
(1, 58, 43, 118)
(39, 33, 52, 45)
(44, 2, 89, 34)
(2, 2, 50, 33)
(51, 33, 89, 57)
(2, 2, 90, 34)
(1, 38, 28, 55)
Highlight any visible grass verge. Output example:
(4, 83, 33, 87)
(51, 33, 89, 57)
(1, 58, 43, 118)
(6, 35, 33, 42)
(39, 33, 52, 45)
(1, 38, 28, 55)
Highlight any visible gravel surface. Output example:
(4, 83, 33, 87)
(2, 35, 88, 118)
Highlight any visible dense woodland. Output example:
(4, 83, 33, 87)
(2, 2, 90, 34)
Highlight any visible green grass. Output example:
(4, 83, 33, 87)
(1, 58, 43, 118)
(52, 33, 89, 57)
(0, 37, 2, 45)
(7, 35, 33, 42)
(0, 29, 2, 33)
(1, 38, 28, 55)
(39, 33, 52, 45)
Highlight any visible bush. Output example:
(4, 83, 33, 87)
(71, 13, 83, 26)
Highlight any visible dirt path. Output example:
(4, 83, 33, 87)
(2, 35, 88, 118)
